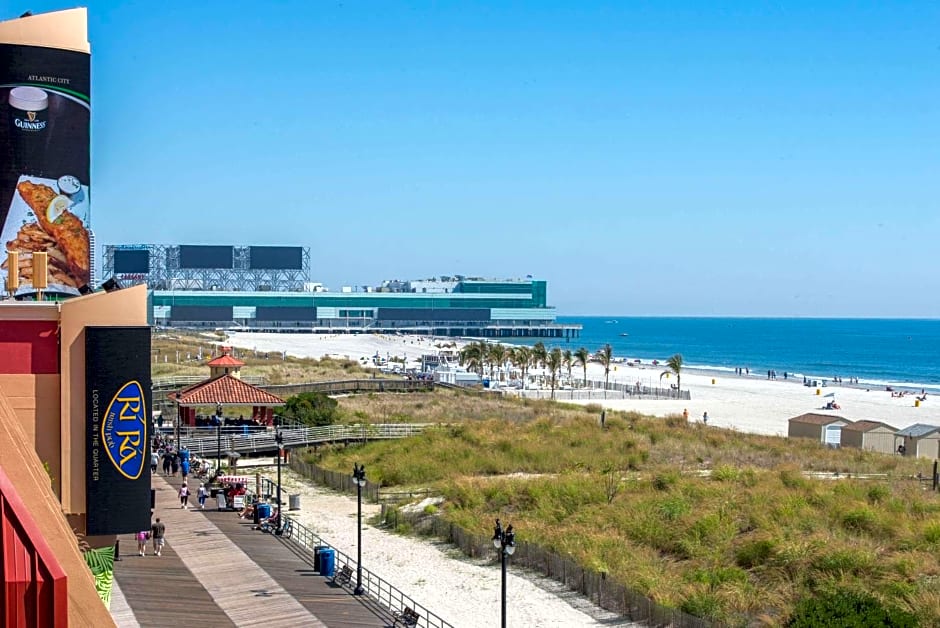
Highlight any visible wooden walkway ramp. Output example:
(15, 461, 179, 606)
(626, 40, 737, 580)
(112, 474, 392, 627)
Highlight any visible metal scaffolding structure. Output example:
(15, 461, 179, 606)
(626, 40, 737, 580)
(102, 244, 310, 292)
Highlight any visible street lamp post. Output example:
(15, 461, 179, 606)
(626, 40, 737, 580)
(215, 401, 223, 475)
(492, 518, 516, 628)
(352, 463, 367, 595)
(276, 426, 283, 533)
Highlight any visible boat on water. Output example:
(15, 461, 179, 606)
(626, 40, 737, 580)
(605, 320, 618, 324)
(620, 332, 629, 337)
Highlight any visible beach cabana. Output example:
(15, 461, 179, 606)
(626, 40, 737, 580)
(895, 424, 940, 459)
(840, 420, 898, 454)
(787, 413, 851, 447)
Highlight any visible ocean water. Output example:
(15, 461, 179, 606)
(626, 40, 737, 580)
(522, 317, 940, 392)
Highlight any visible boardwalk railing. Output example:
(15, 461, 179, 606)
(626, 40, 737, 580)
(178, 423, 431, 456)
(260, 379, 433, 397)
(259, 477, 453, 628)
(153, 374, 267, 389)
(506, 380, 691, 401)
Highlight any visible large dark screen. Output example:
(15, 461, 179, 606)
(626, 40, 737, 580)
(178, 245, 233, 269)
(249, 246, 303, 270)
(113, 249, 150, 274)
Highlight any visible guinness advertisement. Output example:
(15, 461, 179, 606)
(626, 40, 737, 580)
(0, 9, 91, 295)
(86, 327, 152, 536)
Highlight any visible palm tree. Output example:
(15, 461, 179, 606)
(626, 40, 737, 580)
(488, 343, 507, 382)
(547, 348, 563, 400)
(563, 349, 573, 382)
(512, 346, 532, 388)
(531, 342, 547, 370)
(595, 343, 613, 399)
(531, 342, 548, 387)
(459, 342, 485, 375)
(574, 347, 590, 387)
(660, 353, 683, 397)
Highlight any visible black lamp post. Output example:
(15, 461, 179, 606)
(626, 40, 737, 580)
(215, 401, 223, 475)
(275, 424, 283, 533)
(492, 518, 516, 628)
(352, 463, 367, 595)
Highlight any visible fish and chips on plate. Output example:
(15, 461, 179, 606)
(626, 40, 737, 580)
(2, 175, 90, 291)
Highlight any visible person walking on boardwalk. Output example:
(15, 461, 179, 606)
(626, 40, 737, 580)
(151, 518, 166, 556)
(197, 482, 209, 510)
(179, 482, 190, 509)
(161, 450, 172, 475)
(136, 529, 149, 556)
(150, 450, 159, 474)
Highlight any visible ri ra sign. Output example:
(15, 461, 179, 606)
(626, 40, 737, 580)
(85, 326, 152, 535)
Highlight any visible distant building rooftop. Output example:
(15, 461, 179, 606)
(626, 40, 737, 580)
(895, 423, 940, 438)
(788, 413, 849, 425)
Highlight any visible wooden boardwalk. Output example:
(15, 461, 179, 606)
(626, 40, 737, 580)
(113, 473, 391, 627)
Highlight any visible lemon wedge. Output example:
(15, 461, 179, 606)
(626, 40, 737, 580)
(46, 195, 70, 223)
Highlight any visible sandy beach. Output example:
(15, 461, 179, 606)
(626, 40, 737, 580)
(225, 331, 940, 435)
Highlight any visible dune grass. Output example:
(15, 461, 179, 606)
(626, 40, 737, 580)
(305, 390, 940, 625)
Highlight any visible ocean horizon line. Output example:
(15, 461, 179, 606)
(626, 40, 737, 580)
(558, 315, 940, 321)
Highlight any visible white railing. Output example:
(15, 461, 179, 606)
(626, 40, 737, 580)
(179, 423, 430, 455)
(152, 374, 267, 389)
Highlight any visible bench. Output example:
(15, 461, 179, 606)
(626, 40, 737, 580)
(332, 564, 353, 586)
(392, 607, 420, 627)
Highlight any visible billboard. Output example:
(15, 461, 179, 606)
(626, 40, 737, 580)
(113, 249, 150, 274)
(249, 246, 303, 270)
(0, 10, 91, 295)
(85, 326, 152, 535)
(178, 245, 233, 269)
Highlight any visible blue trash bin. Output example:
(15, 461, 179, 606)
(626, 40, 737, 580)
(256, 503, 272, 520)
(319, 548, 335, 578)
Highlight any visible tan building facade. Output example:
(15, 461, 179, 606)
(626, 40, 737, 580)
(841, 420, 899, 455)
(896, 424, 940, 459)
(787, 413, 851, 446)
(1, 284, 149, 626)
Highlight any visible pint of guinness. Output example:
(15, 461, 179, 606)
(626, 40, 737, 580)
(6, 86, 51, 176)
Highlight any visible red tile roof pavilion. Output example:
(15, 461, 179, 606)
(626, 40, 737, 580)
(205, 353, 245, 368)
(172, 374, 284, 407)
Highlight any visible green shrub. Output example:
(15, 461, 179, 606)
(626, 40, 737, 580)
(841, 508, 879, 535)
(866, 484, 890, 504)
(786, 589, 917, 627)
(712, 465, 741, 482)
(923, 522, 940, 545)
(735, 539, 775, 569)
(779, 468, 808, 489)
(652, 472, 678, 491)
(681, 591, 722, 619)
(276, 391, 339, 426)
(657, 496, 690, 521)
(811, 549, 874, 576)
(689, 566, 748, 587)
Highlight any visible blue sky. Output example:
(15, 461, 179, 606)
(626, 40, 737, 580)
(10, 1, 940, 316)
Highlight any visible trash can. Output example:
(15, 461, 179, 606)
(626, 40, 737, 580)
(289, 494, 301, 511)
(253, 502, 261, 524)
(256, 502, 272, 520)
(319, 548, 335, 578)
(313, 546, 328, 572)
